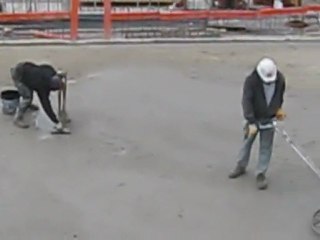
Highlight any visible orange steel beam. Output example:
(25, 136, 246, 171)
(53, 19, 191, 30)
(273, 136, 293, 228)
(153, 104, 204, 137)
(259, 6, 307, 15)
(70, 0, 80, 40)
(110, 6, 320, 21)
(0, 11, 69, 23)
(110, 10, 257, 21)
(306, 4, 320, 11)
(207, 10, 257, 19)
(112, 11, 159, 21)
(104, 0, 112, 38)
(0, 5, 315, 24)
(31, 30, 71, 40)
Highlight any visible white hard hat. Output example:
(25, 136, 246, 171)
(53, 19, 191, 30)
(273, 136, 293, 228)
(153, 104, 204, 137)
(256, 57, 277, 83)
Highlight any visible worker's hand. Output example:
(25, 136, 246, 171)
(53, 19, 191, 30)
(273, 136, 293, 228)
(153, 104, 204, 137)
(52, 122, 70, 134)
(276, 108, 286, 121)
(247, 124, 258, 137)
(54, 122, 63, 131)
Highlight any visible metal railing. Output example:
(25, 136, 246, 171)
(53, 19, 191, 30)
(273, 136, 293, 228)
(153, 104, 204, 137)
(0, 0, 79, 40)
(106, 6, 320, 39)
(1, 0, 70, 13)
(0, 1, 320, 41)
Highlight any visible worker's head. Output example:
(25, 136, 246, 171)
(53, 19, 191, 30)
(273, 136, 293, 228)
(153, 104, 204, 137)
(256, 57, 277, 84)
(50, 73, 65, 91)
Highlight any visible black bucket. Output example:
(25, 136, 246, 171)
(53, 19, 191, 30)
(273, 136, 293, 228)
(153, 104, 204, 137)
(1, 90, 20, 115)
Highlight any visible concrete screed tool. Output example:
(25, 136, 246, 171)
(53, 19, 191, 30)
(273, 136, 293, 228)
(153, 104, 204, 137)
(273, 121, 320, 235)
(51, 71, 71, 135)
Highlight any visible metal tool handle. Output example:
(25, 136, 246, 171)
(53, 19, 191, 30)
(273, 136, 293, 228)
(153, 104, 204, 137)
(57, 72, 69, 128)
(274, 120, 320, 180)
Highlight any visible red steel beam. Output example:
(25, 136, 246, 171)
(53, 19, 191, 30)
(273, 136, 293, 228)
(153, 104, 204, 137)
(110, 6, 320, 22)
(104, 0, 112, 38)
(1, 6, 316, 23)
(70, 0, 80, 40)
(0, 11, 69, 23)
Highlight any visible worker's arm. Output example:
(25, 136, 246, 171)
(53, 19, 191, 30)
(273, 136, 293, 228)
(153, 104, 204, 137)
(280, 73, 286, 107)
(275, 73, 287, 121)
(242, 77, 255, 124)
(37, 90, 59, 124)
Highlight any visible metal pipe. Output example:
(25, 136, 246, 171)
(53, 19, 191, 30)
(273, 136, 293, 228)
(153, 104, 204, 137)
(274, 123, 320, 180)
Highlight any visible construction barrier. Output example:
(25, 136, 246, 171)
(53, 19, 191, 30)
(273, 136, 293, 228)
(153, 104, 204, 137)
(0, 0, 79, 40)
(107, 5, 320, 38)
(1, 1, 320, 40)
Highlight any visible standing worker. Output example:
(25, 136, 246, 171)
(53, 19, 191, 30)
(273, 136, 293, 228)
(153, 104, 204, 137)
(229, 57, 286, 190)
(10, 61, 68, 132)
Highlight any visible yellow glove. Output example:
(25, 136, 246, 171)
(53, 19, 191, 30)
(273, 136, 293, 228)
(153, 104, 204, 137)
(276, 108, 286, 121)
(248, 124, 258, 137)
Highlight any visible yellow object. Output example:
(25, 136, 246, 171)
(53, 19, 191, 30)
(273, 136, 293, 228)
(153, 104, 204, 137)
(276, 108, 286, 121)
(248, 124, 258, 136)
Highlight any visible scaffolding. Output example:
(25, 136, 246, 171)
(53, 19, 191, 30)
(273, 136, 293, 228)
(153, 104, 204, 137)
(1, 0, 70, 13)
(0, 0, 319, 41)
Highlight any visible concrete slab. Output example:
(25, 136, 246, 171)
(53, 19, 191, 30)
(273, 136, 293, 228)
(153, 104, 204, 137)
(0, 43, 320, 239)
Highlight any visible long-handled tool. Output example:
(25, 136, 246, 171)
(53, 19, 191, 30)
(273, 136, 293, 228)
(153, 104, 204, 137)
(274, 122, 320, 179)
(273, 121, 320, 235)
(51, 71, 71, 135)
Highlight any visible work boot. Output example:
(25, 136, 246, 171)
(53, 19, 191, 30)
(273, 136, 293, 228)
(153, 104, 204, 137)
(256, 173, 268, 190)
(229, 166, 246, 179)
(13, 118, 29, 129)
(29, 104, 39, 111)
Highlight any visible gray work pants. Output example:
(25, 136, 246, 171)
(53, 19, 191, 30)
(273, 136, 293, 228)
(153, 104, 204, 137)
(10, 64, 33, 121)
(236, 124, 275, 176)
(13, 81, 33, 121)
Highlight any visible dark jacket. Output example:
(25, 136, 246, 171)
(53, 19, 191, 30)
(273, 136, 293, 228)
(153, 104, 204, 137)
(242, 70, 286, 124)
(14, 62, 60, 124)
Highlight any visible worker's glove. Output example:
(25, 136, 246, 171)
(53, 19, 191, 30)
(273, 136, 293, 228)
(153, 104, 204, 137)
(54, 122, 63, 131)
(247, 124, 258, 137)
(276, 108, 286, 121)
(52, 121, 70, 134)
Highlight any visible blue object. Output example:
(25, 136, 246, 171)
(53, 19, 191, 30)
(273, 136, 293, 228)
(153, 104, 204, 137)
(1, 90, 20, 115)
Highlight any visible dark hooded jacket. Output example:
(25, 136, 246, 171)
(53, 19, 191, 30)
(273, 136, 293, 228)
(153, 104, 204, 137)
(242, 70, 286, 124)
(11, 62, 60, 124)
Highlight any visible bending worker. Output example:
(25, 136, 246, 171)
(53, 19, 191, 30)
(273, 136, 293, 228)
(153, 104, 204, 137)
(229, 57, 286, 190)
(10, 61, 66, 131)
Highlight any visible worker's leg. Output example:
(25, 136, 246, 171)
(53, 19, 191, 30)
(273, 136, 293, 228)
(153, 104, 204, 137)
(229, 124, 258, 178)
(256, 128, 275, 176)
(11, 64, 38, 112)
(255, 128, 275, 190)
(13, 81, 33, 128)
(237, 131, 257, 168)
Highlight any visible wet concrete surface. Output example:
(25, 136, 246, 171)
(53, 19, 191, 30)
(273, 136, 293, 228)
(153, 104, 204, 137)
(0, 43, 320, 239)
